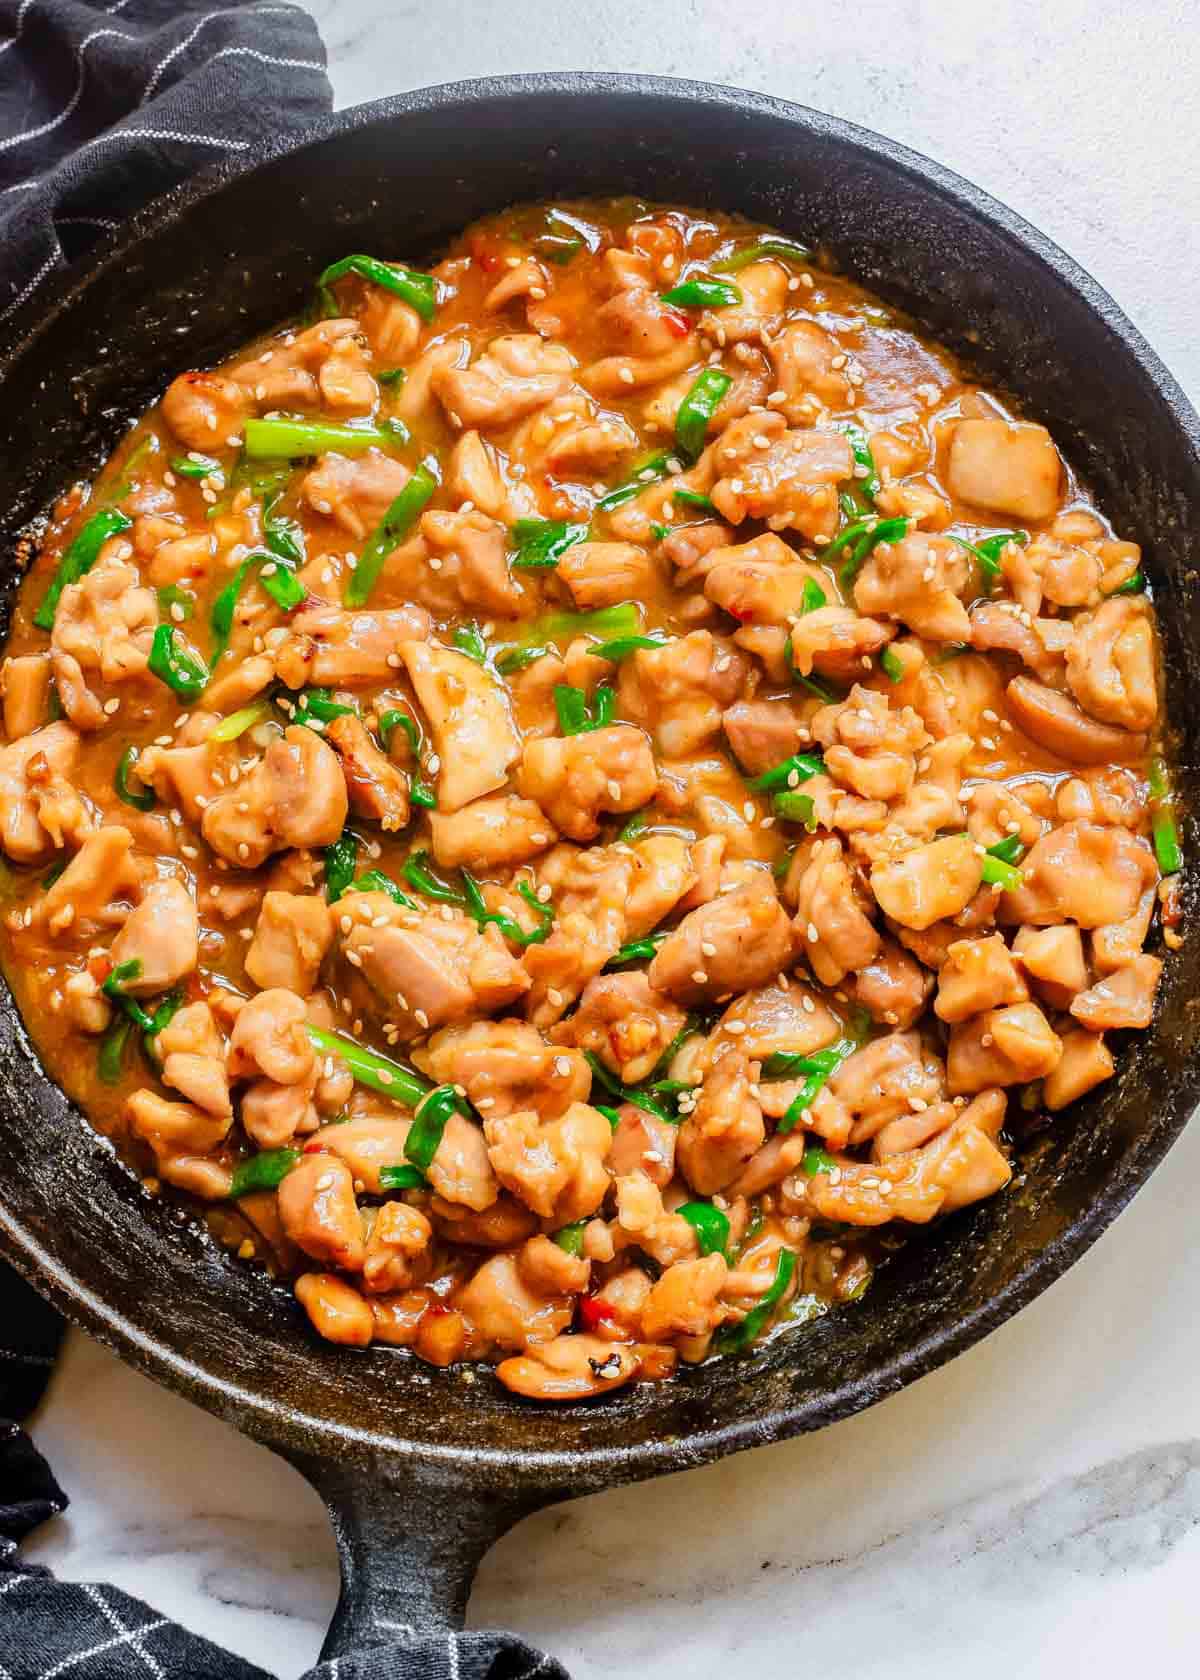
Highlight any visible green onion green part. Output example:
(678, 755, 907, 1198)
(34, 508, 133, 630)
(244, 418, 399, 461)
(230, 1148, 301, 1198)
(148, 624, 210, 700)
(713, 236, 812, 273)
(746, 752, 824, 793)
(114, 746, 156, 812)
(661, 278, 742, 310)
(675, 368, 732, 463)
(346, 460, 439, 607)
(404, 1084, 459, 1171)
(677, 1201, 730, 1257)
(318, 253, 438, 322)
(378, 1163, 429, 1190)
(306, 1024, 431, 1109)
(510, 518, 588, 571)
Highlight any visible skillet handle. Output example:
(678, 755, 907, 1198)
(291, 1450, 551, 1658)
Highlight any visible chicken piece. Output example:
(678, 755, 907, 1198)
(202, 726, 347, 868)
(427, 795, 556, 872)
(496, 1332, 638, 1400)
(325, 713, 409, 832)
(968, 601, 1071, 684)
(38, 824, 140, 937)
(484, 1100, 613, 1223)
(228, 988, 315, 1086)
(677, 1049, 764, 1195)
(355, 284, 423, 360)
(583, 277, 697, 394)
(1, 654, 51, 741)
(300, 449, 411, 541)
(554, 541, 656, 611)
(274, 603, 431, 690)
(715, 981, 842, 1065)
(946, 418, 1062, 521)
(553, 970, 686, 1086)
(699, 260, 788, 344)
(935, 934, 1029, 1022)
(811, 684, 928, 803)
(456, 1251, 574, 1353)
(434, 333, 574, 429)
(709, 413, 851, 538)
(62, 970, 112, 1034)
(308, 1115, 409, 1195)
(107, 878, 198, 994)
(661, 518, 738, 586)
(1012, 924, 1089, 1010)
(781, 607, 895, 686)
(361, 1202, 433, 1295)
(295, 1273, 373, 1347)
(126, 1089, 232, 1200)
(1043, 1030, 1115, 1111)
(702, 532, 830, 625)
(1070, 954, 1161, 1031)
(1001, 821, 1157, 929)
(870, 1099, 959, 1159)
(1006, 675, 1146, 765)
(161, 1045, 232, 1118)
(161, 371, 252, 451)
(445, 430, 512, 520)
(385, 509, 526, 619)
(616, 631, 747, 759)
(641, 1254, 728, 1342)
(398, 640, 520, 814)
(768, 318, 853, 420)
(277, 1155, 364, 1271)
(722, 695, 813, 777)
(870, 834, 984, 932)
(229, 319, 375, 412)
(240, 1066, 322, 1149)
(648, 876, 793, 1006)
(49, 552, 157, 729)
(791, 836, 881, 987)
(415, 1018, 589, 1120)
(613, 1171, 699, 1268)
(518, 723, 656, 842)
(607, 1103, 678, 1188)
(624, 834, 699, 937)
(947, 1002, 1063, 1094)
(1092, 885, 1155, 976)
(518, 1233, 590, 1298)
(522, 843, 636, 1026)
(852, 532, 971, 643)
(338, 893, 530, 1038)
(848, 935, 934, 1029)
(1064, 598, 1157, 732)
(245, 891, 334, 995)
(966, 782, 1046, 851)
(831, 1032, 946, 1145)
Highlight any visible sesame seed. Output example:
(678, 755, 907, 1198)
(692, 970, 708, 985)
(547, 987, 564, 1007)
(413, 1009, 429, 1029)
(237, 842, 249, 860)
(554, 1056, 572, 1077)
(807, 922, 819, 942)
(607, 780, 622, 801)
(618, 367, 635, 385)
(701, 941, 717, 957)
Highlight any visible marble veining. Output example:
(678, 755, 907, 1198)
(19, 2, 1200, 1675)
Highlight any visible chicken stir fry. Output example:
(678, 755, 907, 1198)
(0, 201, 1181, 1403)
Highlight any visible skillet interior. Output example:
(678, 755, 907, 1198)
(0, 74, 1196, 1493)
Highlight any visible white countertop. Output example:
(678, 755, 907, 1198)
(23, 3, 1200, 1674)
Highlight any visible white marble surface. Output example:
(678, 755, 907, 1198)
(21, 3, 1200, 1675)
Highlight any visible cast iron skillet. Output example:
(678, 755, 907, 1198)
(0, 73, 1195, 1661)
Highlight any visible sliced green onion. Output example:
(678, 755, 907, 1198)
(661, 278, 742, 309)
(452, 623, 488, 664)
(405, 1084, 459, 1171)
(171, 454, 221, 481)
(839, 515, 910, 591)
(345, 460, 439, 607)
(378, 708, 419, 754)
(596, 451, 671, 512)
(403, 849, 466, 906)
(554, 683, 615, 736)
(595, 1103, 622, 1129)
(324, 833, 359, 903)
(1149, 755, 1182, 875)
(677, 1201, 730, 1257)
(986, 834, 1026, 866)
(948, 529, 1027, 596)
(410, 778, 437, 810)
(101, 959, 155, 1033)
(98, 1017, 132, 1086)
(1107, 568, 1145, 597)
(839, 423, 881, 503)
(801, 576, 827, 614)
(34, 508, 132, 630)
(618, 809, 650, 843)
(495, 644, 548, 675)
(114, 746, 156, 812)
(262, 496, 306, 568)
(746, 752, 824, 793)
(318, 254, 438, 322)
(803, 1145, 836, 1177)
(379, 1163, 428, 1190)
(209, 699, 272, 743)
(718, 1247, 797, 1350)
(880, 646, 905, 683)
(778, 1014, 870, 1133)
(591, 631, 668, 662)
(783, 635, 839, 705)
(714, 236, 812, 273)
(230, 1148, 301, 1198)
(606, 931, 667, 969)
(306, 1024, 431, 1108)
(351, 868, 417, 908)
(553, 1220, 588, 1257)
(584, 1050, 676, 1125)
(502, 603, 642, 663)
(148, 624, 210, 700)
(773, 791, 816, 828)
(459, 872, 556, 948)
(210, 548, 304, 670)
(980, 854, 1024, 890)
(291, 686, 357, 728)
(510, 518, 588, 571)
(675, 368, 732, 463)
(157, 584, 195, 620)
(243, 418, 397, 461)
(377, 367, 407, 388)
(671, 488, 716, 513)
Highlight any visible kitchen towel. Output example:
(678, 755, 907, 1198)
(0, 4, 569, 1675)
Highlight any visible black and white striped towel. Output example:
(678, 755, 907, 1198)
(0, 4, 571, 1674)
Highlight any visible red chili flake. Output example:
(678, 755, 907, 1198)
(468, 233, 504, 274)
(577, 1295, 618, 1333)
(661, 306, 691, 339)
